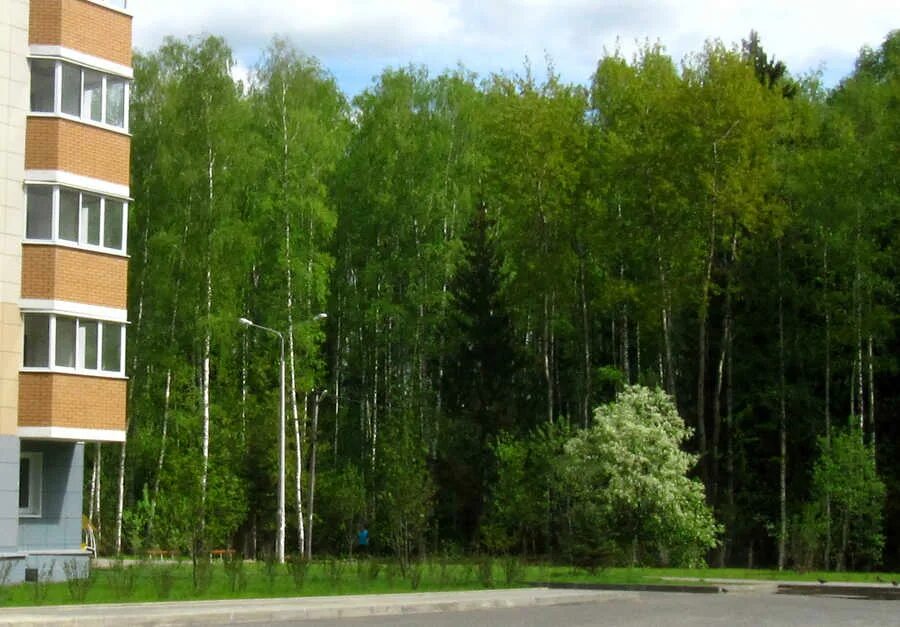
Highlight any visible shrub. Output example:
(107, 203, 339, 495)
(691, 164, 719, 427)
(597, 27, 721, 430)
(477, 556, 494, 588)
(149, 561, 179, 600)
(222, 552, 246, 593)
(285, 553, 309, 590)
(62, 559, 94, 602)
(106, 558, 136, 600)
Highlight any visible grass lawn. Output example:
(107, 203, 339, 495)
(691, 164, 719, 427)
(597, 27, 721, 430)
(1, 557, 897, 607)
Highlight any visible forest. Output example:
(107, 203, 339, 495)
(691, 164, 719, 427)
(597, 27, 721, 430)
(89, 30, 899, 571)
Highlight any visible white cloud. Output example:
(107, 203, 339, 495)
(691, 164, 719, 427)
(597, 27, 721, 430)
(130, 0, 898, 94)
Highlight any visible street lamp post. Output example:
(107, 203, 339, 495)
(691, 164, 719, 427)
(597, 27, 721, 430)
(239, 313, 327, 564)
(238, 317, 286, 562)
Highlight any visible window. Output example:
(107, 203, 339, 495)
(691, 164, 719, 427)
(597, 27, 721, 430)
(61, 63, 81, 116)
(29, 59, 129, 130)
(83, 70, 103, 122)
(19, 453, 43, 518)
(24, 185, 128, 254)
(106, 77, 126, 128)
(22, 313, 125, 376)
(30, 60, 55, 112)
(104, 200, 124, 249)
(55, 317, 77, 368)
(23, 315, 50, 368)
(25, 186, 53, 239)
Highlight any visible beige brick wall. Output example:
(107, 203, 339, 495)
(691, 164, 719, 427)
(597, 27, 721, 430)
(0, 0, 29, 437)
(18, 371, 125, 431)
(29, 0, 132, 67)
(0, 304, 22, 436)
(26, 117, 130, 185)
(22, 244, 127, 309)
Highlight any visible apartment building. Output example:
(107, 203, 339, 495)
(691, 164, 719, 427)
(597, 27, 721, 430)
(1, 0, 130, 582)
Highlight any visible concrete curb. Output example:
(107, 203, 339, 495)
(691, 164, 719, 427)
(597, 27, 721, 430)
(777, 583, 900, 600)
(658, 577, 900, 598)
(0, 588, 634, 626)
(530, 581, 725, 594)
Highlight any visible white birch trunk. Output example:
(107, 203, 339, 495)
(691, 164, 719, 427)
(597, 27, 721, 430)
(114, 204, 151, 554)
(867, 334, 875, 450)
(579, 257, 591, 427)
(279, 77, 305, 555)
(89, 444, 99, 522)
(200, 266, 212, 534)
(95, 445, 102, 546)
(114, 440, 127, 555)
(543, 293, 553, 423)
(305, 392, 323, 559)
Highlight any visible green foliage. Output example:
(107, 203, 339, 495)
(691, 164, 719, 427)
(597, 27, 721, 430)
(148, 561, 179, 600)
(408, 561, 423, 590)
(106, 559, 136, 600)
(481, 422, 570, 555)
(120, 30, 900, 572)
(0, 561, 12, 602)
(192, 554, 214, 596)
(285, 553, 309, 590)
(222, 553, 247, 593)
(476, 556, 494, 588)
(315, 466, 367, 554)
(261, 552, 279, 592)
(325, 558, 345, 587)
(375, 415, 435, 572)
(809, 428, 886, 569)
(122, 485, 152, 555)
(561, 386, 721, 566)
(29, 562, 55, 604)
(62, 560, 94, 602)
(501, 556, 524, 585)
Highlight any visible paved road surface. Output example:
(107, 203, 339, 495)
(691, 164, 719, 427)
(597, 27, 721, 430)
(2, 585, 898, 626)
(307, 591, 900, 627)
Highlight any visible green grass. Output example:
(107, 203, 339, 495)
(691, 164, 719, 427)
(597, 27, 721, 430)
(0, 557, 511, 607)
(1, 558, 897, 607)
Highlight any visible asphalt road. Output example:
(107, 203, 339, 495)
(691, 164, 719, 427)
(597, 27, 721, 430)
(304, 592, 900, 627)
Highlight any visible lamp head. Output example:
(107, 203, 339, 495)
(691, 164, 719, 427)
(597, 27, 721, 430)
(314, 313, 328, 321)
(238, 317, 253, 326)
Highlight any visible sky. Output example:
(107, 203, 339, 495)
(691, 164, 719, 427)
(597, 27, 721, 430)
(129, 1, 898, 97)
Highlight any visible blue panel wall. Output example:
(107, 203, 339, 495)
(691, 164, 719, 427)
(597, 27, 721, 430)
(0, 435, 20, 554)
(18, 440, 84, 551)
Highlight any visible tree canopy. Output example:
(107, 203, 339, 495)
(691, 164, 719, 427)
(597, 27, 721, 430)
(97, 30, 900, 571)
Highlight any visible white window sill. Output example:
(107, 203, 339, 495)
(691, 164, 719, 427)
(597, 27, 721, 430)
(20, 367, 128, 380)
(22, 239, 129, 259)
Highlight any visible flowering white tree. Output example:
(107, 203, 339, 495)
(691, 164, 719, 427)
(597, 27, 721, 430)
(562, 385, 720, 566)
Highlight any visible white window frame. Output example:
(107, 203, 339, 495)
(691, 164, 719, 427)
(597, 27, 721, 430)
(24, 183, 128, 255)
(28, 58, 130, 132)
(19, 452, 43, 518)
(22, 313, 126, 377)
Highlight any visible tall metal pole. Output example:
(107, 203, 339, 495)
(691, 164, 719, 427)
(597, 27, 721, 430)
(239, 317, 286, 564)
(239, 314, 325, 565)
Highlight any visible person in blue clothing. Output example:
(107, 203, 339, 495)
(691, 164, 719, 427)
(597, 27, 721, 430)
(357, 523, 369, 556)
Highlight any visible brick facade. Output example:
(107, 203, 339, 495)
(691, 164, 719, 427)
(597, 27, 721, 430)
(18, 371, 126, 431)
(17, 0, 130, 439)
(25, 117, 130, 185)
(21, 244, 127, 309)
(29, 0, 132, 67)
